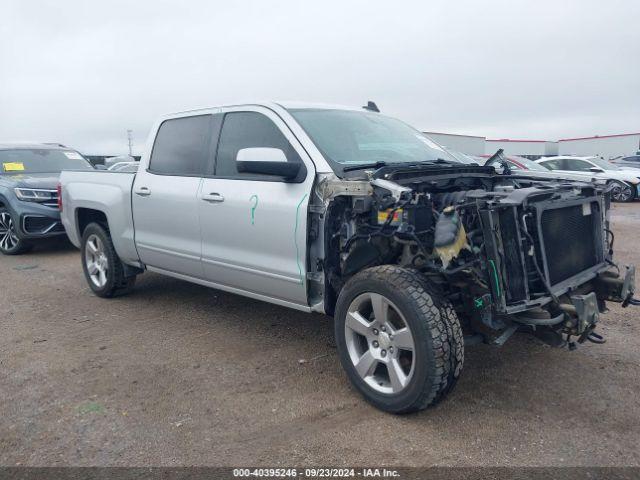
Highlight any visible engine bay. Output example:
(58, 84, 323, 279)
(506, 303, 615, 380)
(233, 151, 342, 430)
(309, 164, 635, 347)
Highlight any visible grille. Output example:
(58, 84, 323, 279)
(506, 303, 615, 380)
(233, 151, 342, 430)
(540, 202, 602, 285)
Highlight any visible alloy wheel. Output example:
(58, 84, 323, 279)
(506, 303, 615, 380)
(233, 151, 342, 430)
(85, 234, 109, 288)
(0, 212, 19, 251)
(612, 183, 633, 202)
(344, 292, 416, 394)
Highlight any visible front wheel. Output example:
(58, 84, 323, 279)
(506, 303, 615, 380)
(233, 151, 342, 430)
(334, 265, 464, 414)
(0, 209, 33, 255)
(81, 222, 136, 297)
(611, 181, 635, 203)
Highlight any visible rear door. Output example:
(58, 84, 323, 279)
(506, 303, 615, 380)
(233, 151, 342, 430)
(132, 114, 215, 277)
(198, 106, 315, 306)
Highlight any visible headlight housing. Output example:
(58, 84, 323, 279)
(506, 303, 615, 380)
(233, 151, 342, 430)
(14, 188, 57, 202)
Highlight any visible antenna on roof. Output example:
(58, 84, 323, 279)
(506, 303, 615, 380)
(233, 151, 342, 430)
(362, 101, 380, 113)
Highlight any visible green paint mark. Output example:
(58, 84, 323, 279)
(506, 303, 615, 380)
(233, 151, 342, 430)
(294, 193, 309, 285)
(474, 297, 484, 308)
(249, 195, 259, 225)
(488, 259, 501, 298)
(78, 401, 104, 415)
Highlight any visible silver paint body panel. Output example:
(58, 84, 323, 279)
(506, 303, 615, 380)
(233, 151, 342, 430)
(60, 101, 334, 311)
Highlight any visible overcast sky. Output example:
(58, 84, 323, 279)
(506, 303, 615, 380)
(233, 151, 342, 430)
(1, 0, 638, 155)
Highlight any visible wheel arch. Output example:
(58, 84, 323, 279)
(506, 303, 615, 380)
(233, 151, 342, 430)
(76, 208, 110, 238)
(0, 191, 12, 210)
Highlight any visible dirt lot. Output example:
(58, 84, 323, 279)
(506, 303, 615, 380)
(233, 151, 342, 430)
(1, 203, 639, 467)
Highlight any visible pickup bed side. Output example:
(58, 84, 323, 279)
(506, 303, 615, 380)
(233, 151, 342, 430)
(60, 170, 141, 267)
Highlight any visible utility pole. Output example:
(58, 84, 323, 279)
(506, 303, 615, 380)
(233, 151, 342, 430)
(127, 129, 133, 156)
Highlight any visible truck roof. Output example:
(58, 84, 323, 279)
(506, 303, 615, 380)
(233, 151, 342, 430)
(169, 101, 366, 117)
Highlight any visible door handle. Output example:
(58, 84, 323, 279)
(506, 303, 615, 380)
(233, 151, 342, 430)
(201, 192, 224, 203)
(134, 186, 151, 196)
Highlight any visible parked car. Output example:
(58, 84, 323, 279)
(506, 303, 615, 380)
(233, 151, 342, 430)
(104, 154, 137, 169)
(0, 143, 94, 254)
(108, 161, 139, 172)
(480, 152, 610, 188)
(535, 156, 640, 202)
(610, 154, 640, 170)
(481, 154, 549, 172)
(60, 102, 636, 413)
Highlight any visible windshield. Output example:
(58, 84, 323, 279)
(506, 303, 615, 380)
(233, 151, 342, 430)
(288, 109, 458, 169)
(446, 149, 479, 165)
(0, 149, 93, 174)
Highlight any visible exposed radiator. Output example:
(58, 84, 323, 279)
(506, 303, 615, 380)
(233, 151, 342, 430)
(539, 202, 603, 285)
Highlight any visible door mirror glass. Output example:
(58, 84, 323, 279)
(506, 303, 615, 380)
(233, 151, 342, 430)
(236, 147, 288, 163)
(589, 166, 604, 173)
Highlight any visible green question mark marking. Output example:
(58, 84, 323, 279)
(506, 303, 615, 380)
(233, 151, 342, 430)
(249, 195, 259, 225)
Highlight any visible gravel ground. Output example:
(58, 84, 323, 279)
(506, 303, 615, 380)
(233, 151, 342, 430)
(1, 203, 639, 467)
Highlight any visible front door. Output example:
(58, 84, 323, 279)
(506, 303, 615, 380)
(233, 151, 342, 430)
(198, 107, 315, 306)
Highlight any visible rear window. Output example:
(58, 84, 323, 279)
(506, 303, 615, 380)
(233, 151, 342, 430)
(149, 115, 213, 175)
(0, 149, 93, 174)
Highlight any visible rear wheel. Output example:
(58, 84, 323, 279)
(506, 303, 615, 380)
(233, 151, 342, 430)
(335, 265, 463, 414)
(0, 209, 33, 255)
(81, 222, 136, 297)
(611, 181, 635, 202)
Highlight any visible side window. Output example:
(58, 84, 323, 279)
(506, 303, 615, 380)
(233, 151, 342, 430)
(149, 115, 212, 175)
(541, 159, 563, 170)
(565, 159, 593, 171)
(216, 112, 302, 179)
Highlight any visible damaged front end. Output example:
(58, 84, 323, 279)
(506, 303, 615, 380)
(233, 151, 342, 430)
(310, 163, 636, 348)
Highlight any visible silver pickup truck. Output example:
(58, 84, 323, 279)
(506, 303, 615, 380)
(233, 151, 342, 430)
(60, 102, 637, 413)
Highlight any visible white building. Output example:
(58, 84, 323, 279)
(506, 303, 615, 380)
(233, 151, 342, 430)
(485, 139, 559, 159)
(422, 130, 639, 160)
(423, 132, 485, 155)
(558, 133, 640, 159)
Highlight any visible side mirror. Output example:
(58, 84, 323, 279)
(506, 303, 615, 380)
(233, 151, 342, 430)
(236, 147, 302, 180)
(95, 164, 107, 170)
(589, 166, 604, 173)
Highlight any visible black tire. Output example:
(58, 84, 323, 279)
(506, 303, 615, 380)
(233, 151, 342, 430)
(81, 222, 136, 298)
(334, 265, 464, 414)
(610, 181, 635, 203)
(0, 208, 33, 255)
(409, 275, 464, 403)
(429, 292, 464, 403)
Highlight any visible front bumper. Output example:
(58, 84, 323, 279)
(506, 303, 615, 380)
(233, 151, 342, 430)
(20, 214, 66, 238)
(11, 201, 65, 240)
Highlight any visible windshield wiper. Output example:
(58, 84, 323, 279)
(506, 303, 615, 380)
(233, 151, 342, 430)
(342, 159, 456, 173)
(342, 161, 389, 172)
